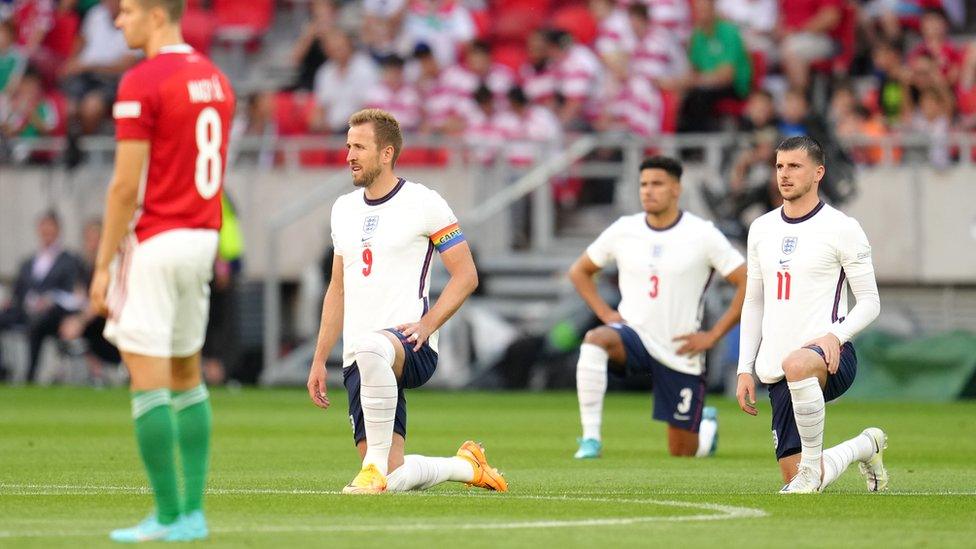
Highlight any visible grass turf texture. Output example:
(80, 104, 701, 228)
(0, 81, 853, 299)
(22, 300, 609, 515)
(1, 386, 974, 548)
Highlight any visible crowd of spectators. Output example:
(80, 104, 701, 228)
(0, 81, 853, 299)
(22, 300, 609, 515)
(0, 0, 973, 170)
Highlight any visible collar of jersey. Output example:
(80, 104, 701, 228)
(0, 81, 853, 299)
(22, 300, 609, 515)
(645, 210, 683, 232)
(781, 200, 825, 224)
(363, 177, 405, 206)
(158, 44, 194, 54)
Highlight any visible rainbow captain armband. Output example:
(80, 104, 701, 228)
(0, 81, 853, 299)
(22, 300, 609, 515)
(431, 222, 465, 252)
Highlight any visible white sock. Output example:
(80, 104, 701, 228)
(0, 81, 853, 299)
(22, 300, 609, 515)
(788, 377, 825, 479)
(355, 333, 398, 476)
(821, 432, 877, 489)
(696, 417, 718, 458)
(386, 455, 475, 492)
(576, 343, 608, 441)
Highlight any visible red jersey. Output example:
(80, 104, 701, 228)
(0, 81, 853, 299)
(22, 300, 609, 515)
(112, 44, 235, 242)
(780, 0, 841, 32)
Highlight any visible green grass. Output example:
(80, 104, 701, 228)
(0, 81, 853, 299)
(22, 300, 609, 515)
(1, 386, 974, 548)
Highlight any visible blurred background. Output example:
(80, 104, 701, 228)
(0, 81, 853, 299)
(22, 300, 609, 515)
(0, 0, 974, 401)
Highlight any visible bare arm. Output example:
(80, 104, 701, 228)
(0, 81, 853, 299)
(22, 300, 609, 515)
(804, 6, 841, 34)
(307, 254, 344, 409)
(567, 252, 621, 324)
(674, 264, 747, 355)
(399, 241, 479, 351)
(89, 140, 148, 316)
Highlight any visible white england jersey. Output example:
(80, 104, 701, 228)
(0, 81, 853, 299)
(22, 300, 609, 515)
(330, 179, 464, 367)
(586, 211, 744, 376)
(739, 202, 876, 384)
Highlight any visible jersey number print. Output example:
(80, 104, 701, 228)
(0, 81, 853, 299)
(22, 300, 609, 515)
(194, 107, 222, 199)
(776, 271, 791, 300)
(649, 275, 660, 298)
(362, 248, 373, 276)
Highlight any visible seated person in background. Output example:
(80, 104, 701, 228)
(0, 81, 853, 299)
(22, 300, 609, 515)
(0, 20, 27, 94)
(0, 210, 80, 382)
(365, 54, 422, 132)
(778, 0, 842, 90)
(287, 0, 337, 92)
(678, 0, 752, 133)
(59, 217, 120, 385)
(0, 68, 60, 145)
(60, 0, 137, 137)
(908, 8, 963, 87)
(309, 30, 378, 133)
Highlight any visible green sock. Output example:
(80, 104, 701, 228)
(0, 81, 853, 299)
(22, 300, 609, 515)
(131, 389, 181, 524)
(173, 384, 212, 513)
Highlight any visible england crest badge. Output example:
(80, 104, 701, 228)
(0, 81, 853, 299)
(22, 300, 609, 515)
(363, 215, 379, 235)
(782, 236, 798, 255)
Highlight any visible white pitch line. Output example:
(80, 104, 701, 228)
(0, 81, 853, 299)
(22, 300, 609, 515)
(1, 484, 974, 497)
(0, 484, 768, 539)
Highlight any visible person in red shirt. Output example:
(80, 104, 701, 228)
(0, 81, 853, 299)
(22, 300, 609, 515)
(908, 8, 963, 86)
(779, 0, 842, 89)
(88, 0, 234, 542)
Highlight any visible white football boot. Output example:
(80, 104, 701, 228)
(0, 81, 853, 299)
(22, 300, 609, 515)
(858, 427, 889, 492)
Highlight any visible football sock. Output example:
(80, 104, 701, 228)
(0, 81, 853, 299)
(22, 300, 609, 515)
(131, 389, 181, 524)
(386, 455, 474, 492)
(821, 432, 877, 489)
(173, 384, 211, 513)
(356, 333, 398, 476)
(696, 415, 718, 458)
(576, 343, 608, 441)
(788, 377, 825, 479)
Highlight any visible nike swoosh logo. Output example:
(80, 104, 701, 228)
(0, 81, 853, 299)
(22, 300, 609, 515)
(779, 259, 790, 265)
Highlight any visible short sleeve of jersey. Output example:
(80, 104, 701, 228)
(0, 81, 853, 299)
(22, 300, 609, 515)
(837, 218, 874, 278)
(585, 220, 621, 268)
(704, 223, 745, 276)
(113, 71, 155, 140)
(424, 189, 465, 253)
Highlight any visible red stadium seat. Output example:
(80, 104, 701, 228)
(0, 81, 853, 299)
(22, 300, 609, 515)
(181, 7, 217, 55)
(274, 92, 315, 136)
(659, 90, 679, 134)
(492, 42, 528, 72)
(551, 5, 597, 45)
(213, 0, 273, 34)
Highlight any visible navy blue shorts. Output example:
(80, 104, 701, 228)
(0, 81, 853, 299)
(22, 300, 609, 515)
(767, 342, 857, 459)
(608, 323, 707, 433)
(342, 329, 438, 445)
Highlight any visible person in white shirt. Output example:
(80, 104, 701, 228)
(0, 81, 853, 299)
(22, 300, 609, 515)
(364, 54, 422, 132)
(310, 30, 378, 133)
(60, 0, 138, 135)
(736, 136, 888, 494)
(305, 108, 507, 495)
(568, 156, 747, 460)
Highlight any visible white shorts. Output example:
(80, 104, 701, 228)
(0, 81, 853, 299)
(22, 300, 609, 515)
(104, 229, 218, 358)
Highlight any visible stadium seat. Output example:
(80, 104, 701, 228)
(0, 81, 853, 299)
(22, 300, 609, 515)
(659, 90, 680, 134)
(213, 0, 274, 34)
(551, 5, 597, 46)
(492, 42, 528, 72)
(181, 7, 217, 55)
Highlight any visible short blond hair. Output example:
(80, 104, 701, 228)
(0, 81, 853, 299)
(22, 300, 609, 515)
(349, 108, 403, 166)
(138, 0, 185, 21)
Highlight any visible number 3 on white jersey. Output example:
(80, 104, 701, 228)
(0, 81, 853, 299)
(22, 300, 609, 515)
(194, 106, 222, 199)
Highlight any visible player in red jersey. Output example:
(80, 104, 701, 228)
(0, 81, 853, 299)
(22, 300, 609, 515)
(88, 0, 234, 542)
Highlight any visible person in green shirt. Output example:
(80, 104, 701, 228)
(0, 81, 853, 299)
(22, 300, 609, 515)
(678, 0, 753, 132)
(0, 21, 27, 94)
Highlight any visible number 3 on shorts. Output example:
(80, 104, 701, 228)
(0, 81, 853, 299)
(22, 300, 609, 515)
(676, 387, 692, 415)
(195, 106, 222, 199)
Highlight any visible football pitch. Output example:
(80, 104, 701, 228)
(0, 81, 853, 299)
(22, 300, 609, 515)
(1, 386, 974, 548)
